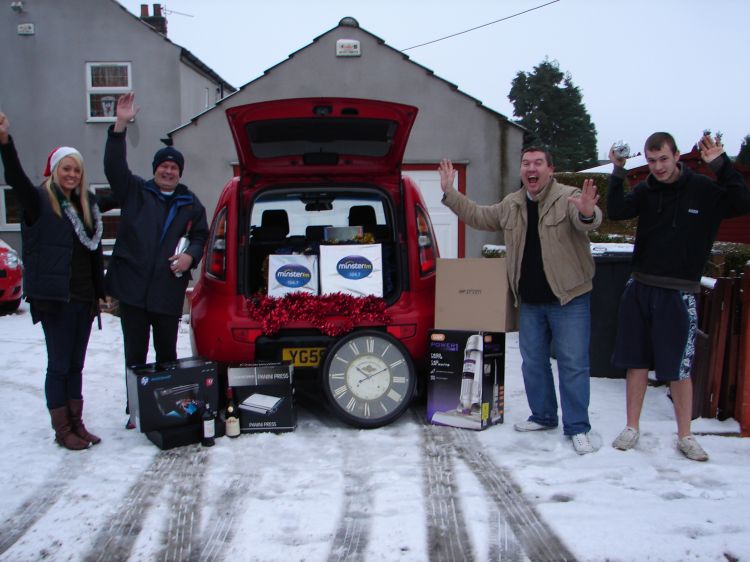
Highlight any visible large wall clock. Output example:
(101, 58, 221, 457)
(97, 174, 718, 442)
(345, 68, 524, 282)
(321, 330, 416, 428)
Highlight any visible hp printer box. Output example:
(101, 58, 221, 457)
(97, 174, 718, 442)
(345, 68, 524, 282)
(227, 362, 296, 434)
(427, 330, 505, 430)
(126, 357, 220, 435)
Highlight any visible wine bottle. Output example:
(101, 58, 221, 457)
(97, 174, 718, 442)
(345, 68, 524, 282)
(201, 402, 215, 447)
(224, 387, 240, 438)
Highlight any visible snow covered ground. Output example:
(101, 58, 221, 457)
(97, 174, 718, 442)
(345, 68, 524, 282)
(1, 302, 748, 562)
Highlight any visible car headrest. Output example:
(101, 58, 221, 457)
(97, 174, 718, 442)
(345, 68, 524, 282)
(260, 209, 289, 238)
(348, 205, 376, 227)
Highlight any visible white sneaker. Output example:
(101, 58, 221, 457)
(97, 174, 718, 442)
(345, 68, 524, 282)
(678, 435, 709, 462)
(571, 432, 594, 455)
(513, 420, 556, 432)
(612, 427, 640, 450)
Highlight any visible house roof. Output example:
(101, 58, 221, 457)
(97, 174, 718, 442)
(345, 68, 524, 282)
(166, 16, 524, 137)
(111, 0, 236, 94)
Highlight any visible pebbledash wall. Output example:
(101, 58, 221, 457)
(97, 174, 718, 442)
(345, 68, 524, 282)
(0, 0, 234, 252)
(167, 17, 526, 258)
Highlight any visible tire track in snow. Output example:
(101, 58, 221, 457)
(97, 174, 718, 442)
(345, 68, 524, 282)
(419, 417, 474, 562)
(157, 446, 210, 562)
(451, 428, 576, 562)
(326, 447, 372, 562)
(82, 445, 207, 562)
(0, 454, 89, 555)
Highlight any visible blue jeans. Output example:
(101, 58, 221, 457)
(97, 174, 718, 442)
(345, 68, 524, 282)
(519, 293, 591, 435)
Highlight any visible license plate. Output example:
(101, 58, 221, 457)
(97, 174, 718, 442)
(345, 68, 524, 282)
(282, 347, 326, 368)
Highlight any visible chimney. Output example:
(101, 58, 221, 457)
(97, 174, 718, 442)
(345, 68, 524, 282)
(140, 3, 167, 36)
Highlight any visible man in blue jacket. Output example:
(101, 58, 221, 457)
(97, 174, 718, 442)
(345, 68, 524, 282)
(607, 131, 750, 461)
(104, 92, 208, 426)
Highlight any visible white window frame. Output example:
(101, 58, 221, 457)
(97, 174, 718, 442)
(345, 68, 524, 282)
(0, 185, 21, 232)
(85, 62, 132, 122)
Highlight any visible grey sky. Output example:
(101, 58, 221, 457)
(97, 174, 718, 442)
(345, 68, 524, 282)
(118, 0, 750, 161)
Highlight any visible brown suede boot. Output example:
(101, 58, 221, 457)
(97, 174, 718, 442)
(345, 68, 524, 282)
(68, 399, 102, 445)
(49, 407, 90, 450)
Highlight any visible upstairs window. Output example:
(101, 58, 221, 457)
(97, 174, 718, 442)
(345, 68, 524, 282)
(86, 63, 132, 122)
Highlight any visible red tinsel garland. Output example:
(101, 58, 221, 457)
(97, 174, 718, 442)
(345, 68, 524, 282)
(247, 292, 390, 336)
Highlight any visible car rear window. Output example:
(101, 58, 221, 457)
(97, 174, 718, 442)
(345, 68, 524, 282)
(249, 191, 389, 238)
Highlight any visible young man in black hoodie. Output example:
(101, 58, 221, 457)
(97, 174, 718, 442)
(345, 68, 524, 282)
(607, 131, 750, 461)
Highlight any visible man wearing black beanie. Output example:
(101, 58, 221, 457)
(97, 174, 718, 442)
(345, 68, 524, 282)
(104, 92, 208, 428)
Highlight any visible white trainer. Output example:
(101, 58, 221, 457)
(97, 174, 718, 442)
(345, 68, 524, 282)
(612, 426, 640, 450)
(571, 432, 594, 455)
(513, 420, 556, 432)
(678, 435, 709, 462)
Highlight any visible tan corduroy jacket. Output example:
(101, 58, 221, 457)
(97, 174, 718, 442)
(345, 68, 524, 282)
(442, 179, 602, 306)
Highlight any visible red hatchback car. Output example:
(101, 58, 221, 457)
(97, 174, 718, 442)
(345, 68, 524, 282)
(190, 98, 439, 428)
(0, 238, 23, 313)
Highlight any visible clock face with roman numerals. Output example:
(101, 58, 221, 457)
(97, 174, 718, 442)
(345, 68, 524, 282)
(321, 330, 416, 429)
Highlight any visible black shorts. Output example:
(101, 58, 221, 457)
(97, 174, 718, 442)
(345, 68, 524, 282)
(611, 279, 697, 382)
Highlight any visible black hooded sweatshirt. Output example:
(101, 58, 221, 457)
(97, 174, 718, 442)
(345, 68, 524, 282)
(607, 153, 750, 292)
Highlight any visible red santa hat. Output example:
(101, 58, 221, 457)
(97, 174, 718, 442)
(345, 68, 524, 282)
(43, 146, 82, 177)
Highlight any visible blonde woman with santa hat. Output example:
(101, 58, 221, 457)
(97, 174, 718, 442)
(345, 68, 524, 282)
(0, 112, 104, 451)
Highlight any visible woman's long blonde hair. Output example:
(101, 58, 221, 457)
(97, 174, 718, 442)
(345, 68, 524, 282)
(43, 153, 93, 229)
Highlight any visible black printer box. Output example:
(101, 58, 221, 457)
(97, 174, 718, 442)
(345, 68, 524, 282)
(227, 361, 296, 434)
(126, 357, 220, 434)
(427, 330, 505, 430)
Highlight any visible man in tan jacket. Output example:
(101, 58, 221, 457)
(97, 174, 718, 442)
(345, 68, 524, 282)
(439, 146, 601, 454)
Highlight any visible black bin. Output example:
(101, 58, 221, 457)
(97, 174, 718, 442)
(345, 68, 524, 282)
(589, 251, 632, 378)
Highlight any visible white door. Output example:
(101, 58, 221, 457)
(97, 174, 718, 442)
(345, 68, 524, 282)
(403, 170, 458, 258)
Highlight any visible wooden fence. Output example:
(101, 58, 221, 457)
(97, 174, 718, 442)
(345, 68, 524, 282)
(692, 262, 750, 436)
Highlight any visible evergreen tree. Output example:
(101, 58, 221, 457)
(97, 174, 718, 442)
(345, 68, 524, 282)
(509, 58, 599, 171)
(736, 134, 750, 166)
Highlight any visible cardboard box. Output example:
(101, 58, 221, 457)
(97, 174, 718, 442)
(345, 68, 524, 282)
(227, 362, 296, 434)
(427, 330, 505, 430)
(126, 357, 219, 434)
(434, 258, 518, 332)
(319, 243, 383, 297)
(268, 254, 319, 297)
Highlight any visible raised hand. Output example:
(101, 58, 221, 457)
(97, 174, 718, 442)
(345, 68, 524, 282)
(698, 131, 724, 163)
(0, 112, 9, 144)
(568, 178, 599, 218)
(438, 159, 456, 193)
(608, 144, 627, 168)
(114, 92, 140, 132)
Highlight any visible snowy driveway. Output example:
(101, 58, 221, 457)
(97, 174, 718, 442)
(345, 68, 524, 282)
(1, 305, 749, 562)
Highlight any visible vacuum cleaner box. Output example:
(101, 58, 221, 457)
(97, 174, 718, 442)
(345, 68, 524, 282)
(319, 243, 383, 297)
(268, 254, 319, 297)
(434, 258, 518, 332)
(126, 357, 220, 434)
(227, 361, 296, 434)
(427, 330, 505, 430)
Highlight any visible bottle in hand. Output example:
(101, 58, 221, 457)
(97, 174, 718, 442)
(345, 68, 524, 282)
(201, 401, 215, 447)
(224, 387, 241, 438)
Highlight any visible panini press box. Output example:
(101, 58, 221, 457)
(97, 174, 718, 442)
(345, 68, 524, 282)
(227, 361, 295, 433)
(126, 357, 220, 445)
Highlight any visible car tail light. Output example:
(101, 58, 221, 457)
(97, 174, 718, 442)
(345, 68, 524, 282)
(206, 208, 227, 280)
(416, 207, 436, 275)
